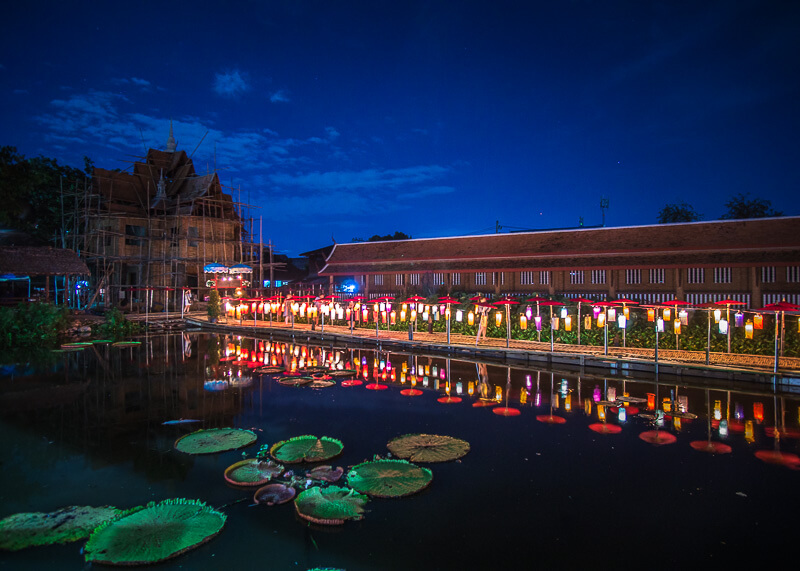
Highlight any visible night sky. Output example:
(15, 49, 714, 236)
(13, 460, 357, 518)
(2, 1, 798, 256)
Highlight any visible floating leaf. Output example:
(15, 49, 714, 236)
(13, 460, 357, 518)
(270, 436, 343, 463)
(276, 376, 313, 387)
(306, 465, 344, 482)
(308, 379, 336, 389)
(347, 459, 432, 498)
(112, 341, 141, 347)
(326, 370, 357, 378)
(175, 428, 257, 455)
(254, 483, 296, 505)
(224, 459, 284, 486)
(294, 486, 368, 525)
(386, 433, 470, 463)
(254, 366, 285, 375)
(84, 499, 226, 565)
(0, 506, 121, 551)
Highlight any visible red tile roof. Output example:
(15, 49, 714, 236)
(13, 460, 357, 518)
(320, 217, 800, 275)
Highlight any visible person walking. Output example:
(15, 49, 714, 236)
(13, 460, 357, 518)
(475, 299, 490, 346)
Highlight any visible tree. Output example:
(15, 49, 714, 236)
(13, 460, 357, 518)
(720, 193, 783, 220)
(657, 202, 702, 224)
(0, 146, 89, 244)
(352, 231, 411, 242)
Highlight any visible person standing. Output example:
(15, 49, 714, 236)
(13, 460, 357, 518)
(475, 299, 490, 346)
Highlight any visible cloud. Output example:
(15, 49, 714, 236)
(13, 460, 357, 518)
(325, 126, 340, 139)
(268, 165, 450, 192)
(214, 69, 250, 97)
(270, 89, 290, 103)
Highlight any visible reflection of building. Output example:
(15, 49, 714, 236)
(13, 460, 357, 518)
(79, 124, 245, 309)
(319, 217, 800, 307)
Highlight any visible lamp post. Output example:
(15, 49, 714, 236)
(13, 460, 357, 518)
(439, 296, 460, 346)
(493, 298, 519, 349)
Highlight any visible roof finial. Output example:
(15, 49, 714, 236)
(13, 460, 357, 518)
(166, 119, 177, 152)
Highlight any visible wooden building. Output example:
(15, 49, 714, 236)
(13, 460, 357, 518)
(0, 246, 89, 305)
(79, 123, 245, 309)
(319, 217, 800, 308)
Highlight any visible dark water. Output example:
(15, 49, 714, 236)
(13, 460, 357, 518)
(1, 333, 799, 570)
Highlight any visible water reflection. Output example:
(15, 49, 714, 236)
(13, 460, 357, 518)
(2, 332, 800, 568)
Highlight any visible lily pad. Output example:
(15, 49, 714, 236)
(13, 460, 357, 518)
(224, 459, 284, 486)
(0, 505, 121, 551)
(254, 483, 296, 505)
(255, 366, 285, 375)
(84, 499, 226, 565)
(294, 486, 368, 525)
(306, 465, 344, 483)
(325, 369, 357, 377)
(112, 341, 142, 347)
(386, 433, 471, 463)
(175, 428, 257, 455)
(276, 376, 313, 387)
(308, 379, 336, 389)
(271, 435, 343, 464)
(347, 459, 432, 498)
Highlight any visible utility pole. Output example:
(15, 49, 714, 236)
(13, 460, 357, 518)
(600, 197, 609, 227)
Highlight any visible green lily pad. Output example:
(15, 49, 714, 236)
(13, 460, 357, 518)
(175, 428, 257, 455)
(112, 341, 142, 347)
(84, 499, 226, 565)
(0, 505, 121, 551)
(270, 435, 343, 463)
(347, 459, 433, 498)
(294, 486, 368, 525)
(224, 459, 284, 486)
(386, 433, 471, 463)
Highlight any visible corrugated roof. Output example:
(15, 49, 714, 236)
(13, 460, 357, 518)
(0, 247, 89, 276)
(320, 217, 800, 275)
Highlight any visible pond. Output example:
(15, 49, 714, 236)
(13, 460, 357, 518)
(1, 332, 799, 570)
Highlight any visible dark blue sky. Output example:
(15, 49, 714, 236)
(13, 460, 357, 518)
(2, 1, 798, 255)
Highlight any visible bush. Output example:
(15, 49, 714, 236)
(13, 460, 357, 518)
(98, 308, 141, 339)
(0, 302, 69, 350)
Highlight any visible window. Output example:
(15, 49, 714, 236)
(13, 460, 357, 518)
(451, 273, 461, 285)
(761, 267, 775, 283)
(687, 268, 705, 284)
(520, 271, 535, 285)
(540, 271, 550, 285)
(475, 272, 487, 286)
(188, 226, 199, 247)
(491, 272, 504, 285)
(569, 271, 584, 285)
(395, 274, 405, 286)
(433, 272, 445, 285)
(787, 267, 800, 283)
(649, 268, 665, 284)
(409, 273, 420, 285)
(374, 274, 383, 286)
(359, 275, 366, 285)
(124, 225, 146, 246)
(713, 267, 731, 284)
(591, 270, 606, 284)
(626, 269, 641, 285)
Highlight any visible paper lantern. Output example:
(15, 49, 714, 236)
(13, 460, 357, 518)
(534, 315, 542, 331)
(390, 310, 396, 324)
(617, 315, 626, 328)
(560, 307, 567, 319)
(673, 319, 681, 334)
(495, 386, 503, 402)
(679, 309, 688, 325)
(495, 311, 502, 326)
(525, 305, 532, 320)
(400, 309, 406, 321)
(422, 311, 429, 321)
(754, 314, 763, 329)
(456, 382, 463, 395)
(552, 317, 560, 330)
(520, 315, 528, 330)
(734, 311, 744, 327)
(593, 386, 601, 402)
(719, 419, 728, 437)
(754, 402, 764, 423)
(745, 420, 754, 442)
(608, 307, 616, 321)
(647, 308, 655, 322)
(663, 307, 671, 321)
(584, 398, 593, 415)
(623, 306, 630, 319)
(468, 381, 474, 395)
(565, 315, 572, 331)
(718, 319, 728, 334)
(597, 313, 606, 328)
(713, 400, 722, 420)
(520, 389, 528, 404)
(584, 315, 592, 330)
(468, 311, 475, 326)
(456, 309, 463, 322)
(564, 394, 571, 411)
(656, 318, 664, 333)
(597, 404, 606, 421)
(714, 308, 721, 323)
(593, 306, 601, 317)
(411, 309, 417, 321)
(618, 407, 627, 422)
(745, 321, 753, 339)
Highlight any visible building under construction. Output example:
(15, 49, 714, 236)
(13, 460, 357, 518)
(74, 125, 250, 310)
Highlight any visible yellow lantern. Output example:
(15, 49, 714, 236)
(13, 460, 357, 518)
(713, 400, 722, 420)
(598, 404, 606, 421)
(362, 308, 368, 321)
(647, 308, 655, 322)
(754, 314, 763, 329)
(390, 310, 396, 324)
(520, 314, 528, 330)
(673, 319, 681, 334)
(584, 315, 592, 330)
(663, 307, 671, 321)
(410, 309, 417, 321)
(564, 394, 571, 411)
(520, 389, 528, 404)
(713, 308, 721, 323)
(597, 313, 605, 328)
(623, 306, 630, 319)
(745, 420, 754, 443)
(468, 311, 475, 326)
(745, 320, 754, 339)
(565, 315, 572, 331)
(495, 311, 502, 327)
(400, 309, 406, 321)
(495, 386, 502, 402)
(584, 398, 592, 415)
(468, 381, 474, 395)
